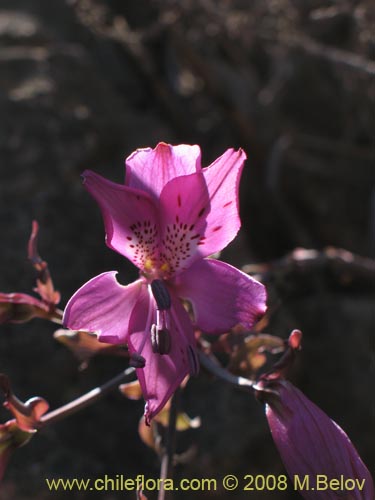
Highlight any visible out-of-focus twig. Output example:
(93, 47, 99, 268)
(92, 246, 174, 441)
(158, 389, 179, 500)
(170, 28, 264, 160)
(287, 149, 375, 187)
(261, 31, 375, 77)
(243, 247, 375, 288)
(71, 0, 193, 138)
(265, 136, 316, 248)
(39, 367, 136, 427)
(198, 351, 254, 390)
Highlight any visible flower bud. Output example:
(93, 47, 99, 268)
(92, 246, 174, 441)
(261, 380, 374, 499)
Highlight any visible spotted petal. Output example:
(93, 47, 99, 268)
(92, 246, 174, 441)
(82, 170, 160, 269)
(172, 258, 267, 333)
(63, 272, 143, 344)
(125, 143, 202, 200)
(158, 148, 246, 275)
(202, 148, 246, 255)
(158, 171, 210, 275)
(127, 288, 197, 423)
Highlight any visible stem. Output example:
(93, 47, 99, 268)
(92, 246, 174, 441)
(198, 351, 255, 391)
(39, 367, 136, 427)
(49, 308, 64, 324)
(158, 388, 180, 500)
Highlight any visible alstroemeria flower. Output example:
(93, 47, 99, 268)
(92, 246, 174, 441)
(260, 380, 374, 499)
(63, 143, 267, 421)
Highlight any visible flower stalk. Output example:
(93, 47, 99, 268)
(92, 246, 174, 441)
(38, 367, 136, 428)
(158, 388, 180, 500)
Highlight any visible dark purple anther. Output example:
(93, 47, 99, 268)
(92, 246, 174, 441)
(187, 345, 199, 376)
(130, 353, 146, 368)
(150, 279, 171, 310)
(151, 324, 171, 355)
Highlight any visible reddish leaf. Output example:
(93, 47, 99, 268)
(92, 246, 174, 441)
(0, 293, 50, 324)
(288, 329, 302, 350)
(138, 417, 160, 453)
(119, 380, 143, 400)
(156, 407, 201, 431)
(0, 374, 49, 432)
(0, 222, 63, 325)
(28, 221, 60, 305)
(262, 329, 303, 381)
(0, 420, 35, 481)
(54, 329, 128, 364)
(228, 334, 285, 378)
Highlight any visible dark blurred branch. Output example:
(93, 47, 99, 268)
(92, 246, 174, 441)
(243, 247, 375, 288)
(198, 351, 255, 390)
(39, 367, 136, 427)
(170, 29, 264, 160)
(265, 135, 316, 249)
(71, 0, 193, 138)
(158, 389, 179, 500)
(287, 149, 375, 187)
(279, 33, 375, 76)
(289, 134, 375, 187)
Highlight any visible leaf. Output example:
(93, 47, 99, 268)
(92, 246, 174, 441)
(54, 329, 128, 364)
(138, 417, 161, 453)
(28, 221, 60, 305)
(0, 374, 49, 432)
(155, 408, 201, 431)
(0, 420, 35, 481)
(119, 380, 143, 400)
(228, 334, 285, 378)
(0, 293, 50, 324)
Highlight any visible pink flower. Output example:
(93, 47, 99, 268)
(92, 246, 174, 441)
(261, 380, 374, 499)
(63, 143, 267, 421)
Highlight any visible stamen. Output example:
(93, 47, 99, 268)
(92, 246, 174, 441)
(187, 345, 200, 376)
(156, 309, 169, 330)
(148, 283, 172, 355)
(170, 307, 200, 376)
(150, 279, 171, 310)
(151, 324, 158, 353)
(129, 353, 146, 368)
(135, 290, 154, 358)
(151, 324, 171, 354)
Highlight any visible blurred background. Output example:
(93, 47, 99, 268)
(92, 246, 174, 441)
(0, 0, 374, 498)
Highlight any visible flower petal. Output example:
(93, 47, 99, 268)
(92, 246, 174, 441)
(63, 272, 143, 344)
(82, 170, 160, 269)
(172, 259, 267, 333)
(201, 148, 246, 256)
(125, 143, 202, 199)
(127, 289, 196, 422)
(264, 380, 374, 500)
(158, 171, 210, 274)
(158, 148, 246, 275)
